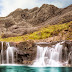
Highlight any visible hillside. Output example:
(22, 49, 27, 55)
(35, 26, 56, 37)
(0, 4, 72, 42)
(0, 21, 72, 42)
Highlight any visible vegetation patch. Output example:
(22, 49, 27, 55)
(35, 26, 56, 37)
(0, 21, 72, 42)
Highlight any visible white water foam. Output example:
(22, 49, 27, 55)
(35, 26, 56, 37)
(32, 42, 65, 67)
(6, 42, 17, 64)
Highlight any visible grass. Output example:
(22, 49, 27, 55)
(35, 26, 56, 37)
(0, 21, 72, 42)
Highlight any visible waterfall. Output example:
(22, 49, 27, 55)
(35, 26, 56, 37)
(33, 42, 64, 67)
(6, 42, 14, 64)
(0, 42, 17, 64)
(0, 41, 71, 66)
(6, 42, 18, 64)
(1, 42, 4, 64)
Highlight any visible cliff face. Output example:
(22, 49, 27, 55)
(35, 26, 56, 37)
(0, 40, 72, 66)
(0, 4, 72, 38)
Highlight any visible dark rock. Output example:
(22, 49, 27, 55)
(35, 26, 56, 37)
(3, 42, 7, 51)
(0, 42, 2, 53)
(68, 51, 72, 66)
(0, 41, 7, 52)
(16, 40, 37, 64)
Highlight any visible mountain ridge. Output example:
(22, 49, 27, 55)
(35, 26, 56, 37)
(0, 4, 72, 39)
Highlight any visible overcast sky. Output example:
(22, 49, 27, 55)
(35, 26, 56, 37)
(0, 0, 72, 17)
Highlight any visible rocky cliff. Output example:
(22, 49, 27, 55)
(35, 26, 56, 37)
(0, 40, 72, 66)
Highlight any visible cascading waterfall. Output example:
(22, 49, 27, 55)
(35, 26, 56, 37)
(33, 42, 66, 67)
(0, 41, 72, 66)
(0, 42, 17, 64)
(6, 42, 16, 64)
(49, 43, 63, 66)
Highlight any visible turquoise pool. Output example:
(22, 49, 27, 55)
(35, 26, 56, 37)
(0, 66, 72, 72)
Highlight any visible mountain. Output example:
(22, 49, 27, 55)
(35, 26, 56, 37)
(0, 4, 72, 38)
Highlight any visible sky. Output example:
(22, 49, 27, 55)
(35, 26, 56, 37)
(0, 0, 72, 17)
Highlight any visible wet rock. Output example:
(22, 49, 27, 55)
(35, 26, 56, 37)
(16, 40, 37, 64)
(0, 42, 2, 53)
(3, 42, 7, 51)
(59, 41, 72, 62)
(68, 51, 72, 66)
(0, 41, 7, 52)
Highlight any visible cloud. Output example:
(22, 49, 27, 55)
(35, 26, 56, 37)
(38, 0, 72, 8)
(50, 0, 72, 8)
(0, 0, 72, 17)
(0, 0, 40, 17)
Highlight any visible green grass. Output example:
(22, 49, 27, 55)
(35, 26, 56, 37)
(0, 21, 72, 42)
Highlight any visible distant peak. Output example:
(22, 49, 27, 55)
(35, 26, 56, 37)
(15, 8, 23, 11)
(41, 4, 58, 8)
(67, 4, 72, 8)
(41, 4, 49, 7)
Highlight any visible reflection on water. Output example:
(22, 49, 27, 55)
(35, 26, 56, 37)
(0, 66, 72, 72)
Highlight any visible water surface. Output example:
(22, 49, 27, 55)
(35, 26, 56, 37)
(0, 66, 72, 72)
